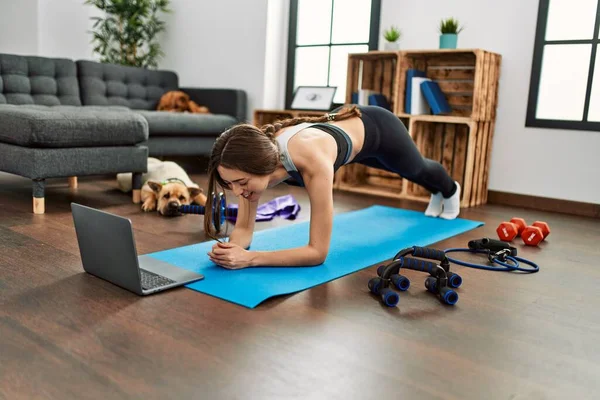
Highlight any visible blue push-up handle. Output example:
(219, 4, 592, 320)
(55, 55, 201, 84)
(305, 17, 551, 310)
(380, 288, 399, 307)
(446, 272, 463, 288)
(411, 246, 447, 262)
(398, 257, 437, 274)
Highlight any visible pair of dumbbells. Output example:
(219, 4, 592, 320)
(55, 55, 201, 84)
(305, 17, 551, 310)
(496, 217, 550, 246)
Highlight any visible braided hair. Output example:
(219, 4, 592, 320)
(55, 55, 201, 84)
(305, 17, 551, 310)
(259, 105, 361, 136)
(203, 105, 361, 238)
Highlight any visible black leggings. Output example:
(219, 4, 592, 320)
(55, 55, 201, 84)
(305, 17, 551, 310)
(343, 105, 457, 198)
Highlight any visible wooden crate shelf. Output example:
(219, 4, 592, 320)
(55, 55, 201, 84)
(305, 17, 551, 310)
(253, 109, 326, 126)
(345, 51, 399, 112)
(395, 49, 501, 121)
(334, 118, 493, 208)
(334, 48, 501, 208)
(407, 118, 494, 207)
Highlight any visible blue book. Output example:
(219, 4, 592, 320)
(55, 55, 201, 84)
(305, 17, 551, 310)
(420, 80, 452, 115)
(405, 69, 426, 113)
(368, 93, 391, 110)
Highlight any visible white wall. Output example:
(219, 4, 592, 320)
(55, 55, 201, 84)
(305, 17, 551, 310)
(380, 0, 600, 204)
(0, 0, 39, 55)
(38, 0, 100, 61)
(158, 0, 269, 121)
(263, 0, 290, 110)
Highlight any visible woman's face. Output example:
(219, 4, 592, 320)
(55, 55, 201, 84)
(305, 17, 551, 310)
(217, 166, 270, 202)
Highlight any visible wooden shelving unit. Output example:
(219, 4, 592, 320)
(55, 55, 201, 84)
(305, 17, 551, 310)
(333, 49, 502, 208)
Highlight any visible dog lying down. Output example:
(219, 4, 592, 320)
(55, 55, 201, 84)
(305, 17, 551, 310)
(117, 158, 208, 216)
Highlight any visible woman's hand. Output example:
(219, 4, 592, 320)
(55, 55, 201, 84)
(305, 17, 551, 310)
(208, 242, 254, 269)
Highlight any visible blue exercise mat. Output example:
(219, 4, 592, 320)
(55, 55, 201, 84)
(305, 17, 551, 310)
(144, 205, 483, 308)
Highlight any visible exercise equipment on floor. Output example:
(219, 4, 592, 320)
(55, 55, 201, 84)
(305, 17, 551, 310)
(368, 237, 540, 308)
(177, 192, 228, 231)
(177, 194, 302, 230)
(496, 217, 526, 241)
(521, 222, 550, 246)
(368, 246, 463, 307)
(496, 218, 551, 246)
(444, 238, 539, 273)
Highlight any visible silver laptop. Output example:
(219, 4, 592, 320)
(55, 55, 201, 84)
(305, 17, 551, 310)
(71, 202, 204, 295)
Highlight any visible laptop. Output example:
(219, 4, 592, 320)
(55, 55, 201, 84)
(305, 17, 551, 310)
(71, 202, 204, 295)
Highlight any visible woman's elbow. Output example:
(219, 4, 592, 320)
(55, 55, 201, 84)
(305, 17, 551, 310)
(309, 248, 328, 266)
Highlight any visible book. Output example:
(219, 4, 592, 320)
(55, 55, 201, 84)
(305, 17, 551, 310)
(411, 77, 431, 115)
(368, 93, 391, 110)
(358, 89, 376, 106)
(420, 81, 452, 115)
(405, 69, 426, 113)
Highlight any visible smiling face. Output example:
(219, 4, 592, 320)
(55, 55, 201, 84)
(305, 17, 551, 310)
(217, 166, 270, 202)
(204, 124, 281, 236)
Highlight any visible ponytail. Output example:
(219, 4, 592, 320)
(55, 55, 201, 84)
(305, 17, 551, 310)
(259, 105, 361, 135)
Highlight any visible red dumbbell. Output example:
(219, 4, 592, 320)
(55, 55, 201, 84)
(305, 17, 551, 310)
(521, 221, 551, 246)
(496, 217, 527, 242)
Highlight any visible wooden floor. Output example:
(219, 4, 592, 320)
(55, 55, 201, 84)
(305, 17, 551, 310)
(0, 167, 599, 400)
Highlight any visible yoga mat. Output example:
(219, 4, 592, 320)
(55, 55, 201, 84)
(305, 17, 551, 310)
(144, 205, 483, 308)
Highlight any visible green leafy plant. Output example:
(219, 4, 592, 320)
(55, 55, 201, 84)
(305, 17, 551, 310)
(86, 0, 171, 68)
(383, 25, 401, 42)
(439, 17, 464, 34)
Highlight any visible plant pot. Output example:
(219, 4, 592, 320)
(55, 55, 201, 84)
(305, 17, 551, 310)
(384, 41, 400, 51)
(439, 33, 458, 49)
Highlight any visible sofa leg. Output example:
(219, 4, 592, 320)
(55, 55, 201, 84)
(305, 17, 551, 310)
(32, 179, 45, 214)
(33, 197, 45, 214)
(132, 172, 142, 204)
(68, 176, 78, 189)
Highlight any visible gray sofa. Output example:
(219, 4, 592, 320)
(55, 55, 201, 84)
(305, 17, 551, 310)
(0, 53, 247, 214)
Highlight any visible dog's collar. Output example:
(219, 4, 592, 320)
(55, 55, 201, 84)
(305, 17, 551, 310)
(160, 177, 187, 186)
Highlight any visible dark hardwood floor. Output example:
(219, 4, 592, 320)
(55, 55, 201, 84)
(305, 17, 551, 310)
(1, 165, 599, 400)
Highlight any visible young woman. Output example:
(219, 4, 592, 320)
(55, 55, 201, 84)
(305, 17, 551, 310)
(205, 105, 460, 269)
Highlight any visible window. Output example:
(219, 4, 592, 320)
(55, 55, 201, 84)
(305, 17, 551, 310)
(527, 0, 600, 131)
(285, 0, 381, 109)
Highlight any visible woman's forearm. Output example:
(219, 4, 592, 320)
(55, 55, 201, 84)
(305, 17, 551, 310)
(249, 246, 326, 267)
(228, 227, 253, 249)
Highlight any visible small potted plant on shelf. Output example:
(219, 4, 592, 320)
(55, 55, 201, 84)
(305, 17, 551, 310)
(439, 17, 464, 49)
(383, 25, 401, 51)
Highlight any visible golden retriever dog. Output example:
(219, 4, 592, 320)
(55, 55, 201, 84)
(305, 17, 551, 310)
(157, 90, 210, 114)
(117, 158, 207, 217)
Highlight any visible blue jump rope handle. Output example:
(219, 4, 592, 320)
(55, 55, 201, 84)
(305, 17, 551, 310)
(176, 193, 232, 230)
(398, 257, 437, 274)
(412, 246, 447, 262)
(178, 204, 205, 214)
(177, 204, 239, 217)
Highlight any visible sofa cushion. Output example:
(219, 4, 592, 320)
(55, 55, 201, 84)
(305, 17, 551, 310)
(0, 104, 148, 148)
(136, 110, 237, 136)
(0, 53, 81, 106)
(77, 60, 179, 110)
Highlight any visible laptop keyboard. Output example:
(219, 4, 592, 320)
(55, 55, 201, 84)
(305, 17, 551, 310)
(140, 269, 176, 290)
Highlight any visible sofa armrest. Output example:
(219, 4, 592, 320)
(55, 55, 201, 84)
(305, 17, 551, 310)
(180, 87, 247, 122)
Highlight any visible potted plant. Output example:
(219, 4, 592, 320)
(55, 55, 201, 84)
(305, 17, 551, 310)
(85, 0, 171, 68)
(439, 17, 464, 49)
(383, 25, 401, 51)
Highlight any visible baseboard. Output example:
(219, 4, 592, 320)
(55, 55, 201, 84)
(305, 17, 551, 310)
(487, 191, 600, 218)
